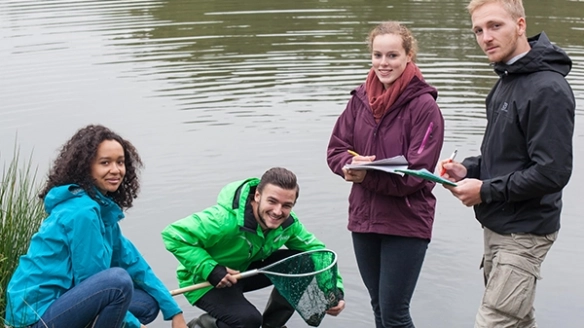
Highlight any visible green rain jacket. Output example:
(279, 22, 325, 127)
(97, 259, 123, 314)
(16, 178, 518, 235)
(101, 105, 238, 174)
(162, 178, 344, 304)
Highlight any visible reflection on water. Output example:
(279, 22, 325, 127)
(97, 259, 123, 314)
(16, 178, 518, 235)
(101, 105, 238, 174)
(1, 0, 584, 327)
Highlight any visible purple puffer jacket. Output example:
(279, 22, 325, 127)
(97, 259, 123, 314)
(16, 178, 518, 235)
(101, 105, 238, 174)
(327, 76, 444, 240)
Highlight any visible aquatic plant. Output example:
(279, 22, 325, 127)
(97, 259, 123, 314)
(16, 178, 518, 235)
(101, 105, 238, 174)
(0, 148, 45, 322)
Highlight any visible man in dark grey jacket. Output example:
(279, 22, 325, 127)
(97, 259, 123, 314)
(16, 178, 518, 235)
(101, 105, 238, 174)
(439, 0, 575, 327)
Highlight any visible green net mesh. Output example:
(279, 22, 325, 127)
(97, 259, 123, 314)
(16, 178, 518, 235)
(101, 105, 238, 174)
(263, 249, 342, 327)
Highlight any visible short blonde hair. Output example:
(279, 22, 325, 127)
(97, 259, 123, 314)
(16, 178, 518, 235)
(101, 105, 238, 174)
(467, 0, 525, 20)
(366, 21, 418, 62)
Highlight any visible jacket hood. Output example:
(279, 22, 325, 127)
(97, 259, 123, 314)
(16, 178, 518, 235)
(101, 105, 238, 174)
(44, 184, 123, 225)
(353, 76, 438, 114)
(44, 184, 85, 214)
(216, 178, 259, 215)
(494, 32, 572, 77)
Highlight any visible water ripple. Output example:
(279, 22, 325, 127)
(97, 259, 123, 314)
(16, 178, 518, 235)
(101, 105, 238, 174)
(1, 0, 583, 139)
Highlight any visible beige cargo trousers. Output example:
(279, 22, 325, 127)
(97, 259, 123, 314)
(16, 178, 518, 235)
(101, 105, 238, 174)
(475, 227, 557, 328)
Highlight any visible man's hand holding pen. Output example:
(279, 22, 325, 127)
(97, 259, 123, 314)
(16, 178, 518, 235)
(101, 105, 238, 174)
(439, 149, 458, 177)
(438, 149, 465, 181)
(438, 150, 483, 207)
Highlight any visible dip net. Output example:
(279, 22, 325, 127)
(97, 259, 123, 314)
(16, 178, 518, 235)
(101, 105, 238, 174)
(261, 249, 342, 327)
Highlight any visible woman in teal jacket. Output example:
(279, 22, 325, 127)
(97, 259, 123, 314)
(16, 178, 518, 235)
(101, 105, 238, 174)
(4, 125, 186, 328)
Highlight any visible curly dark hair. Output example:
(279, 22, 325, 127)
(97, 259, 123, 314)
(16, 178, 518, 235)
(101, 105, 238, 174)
(39, 125, 143, 209)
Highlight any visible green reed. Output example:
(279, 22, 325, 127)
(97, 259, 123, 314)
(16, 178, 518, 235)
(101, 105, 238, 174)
(0, 148, 45, 322)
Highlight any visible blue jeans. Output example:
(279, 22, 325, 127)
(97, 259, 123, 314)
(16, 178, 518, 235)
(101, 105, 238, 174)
(352, 232, 429, 328)
(30, 267, 159, 328)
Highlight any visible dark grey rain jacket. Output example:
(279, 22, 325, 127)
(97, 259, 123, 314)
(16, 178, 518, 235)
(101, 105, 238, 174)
(463, 32, 575, 235)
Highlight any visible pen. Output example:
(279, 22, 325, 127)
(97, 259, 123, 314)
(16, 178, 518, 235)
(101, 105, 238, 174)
(347, 150, 360, 157)
(439, 149, 458, 176)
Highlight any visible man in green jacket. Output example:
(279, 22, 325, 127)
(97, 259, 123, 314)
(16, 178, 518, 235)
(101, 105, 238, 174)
(162, 167, 345, 328)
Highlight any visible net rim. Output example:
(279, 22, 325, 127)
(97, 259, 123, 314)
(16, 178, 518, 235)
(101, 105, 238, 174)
(258, 248, 338, 278)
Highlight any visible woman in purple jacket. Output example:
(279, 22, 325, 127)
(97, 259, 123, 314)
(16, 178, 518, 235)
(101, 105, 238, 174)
(327, 21, 444, 328)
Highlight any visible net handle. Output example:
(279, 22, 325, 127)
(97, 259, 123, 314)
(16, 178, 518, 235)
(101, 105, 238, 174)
(169, 249, 337, 296)
(169, 269, 260, 296)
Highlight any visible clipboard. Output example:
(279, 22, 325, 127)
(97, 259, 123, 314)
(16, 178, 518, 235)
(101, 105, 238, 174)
(394, 168, 458, 187)
(343, 155, 409, 175)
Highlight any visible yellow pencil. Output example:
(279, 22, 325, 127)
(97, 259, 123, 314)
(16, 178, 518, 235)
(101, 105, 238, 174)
(347, 150, 359, 157)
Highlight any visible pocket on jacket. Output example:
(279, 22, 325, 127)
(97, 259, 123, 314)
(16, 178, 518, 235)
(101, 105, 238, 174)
(482, 252, 538, 319)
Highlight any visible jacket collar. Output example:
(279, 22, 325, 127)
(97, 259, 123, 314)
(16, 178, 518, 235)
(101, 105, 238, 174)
(92, 187, 124, 226)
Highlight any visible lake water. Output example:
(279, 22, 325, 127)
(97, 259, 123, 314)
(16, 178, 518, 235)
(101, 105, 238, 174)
(1, 0, 583, 327)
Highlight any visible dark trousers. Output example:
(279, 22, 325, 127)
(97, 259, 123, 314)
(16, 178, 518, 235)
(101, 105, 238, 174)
(195, 249, 299, 328)
(352, 232, 429, 328)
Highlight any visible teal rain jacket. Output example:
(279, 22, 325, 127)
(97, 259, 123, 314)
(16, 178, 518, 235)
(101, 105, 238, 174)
(5, 185, 182, 328)
(162, 178, 344, 304)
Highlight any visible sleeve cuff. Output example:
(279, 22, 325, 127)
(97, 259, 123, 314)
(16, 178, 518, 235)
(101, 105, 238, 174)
(207, 265, 227, 287)
(124, 311, 142, 328)
(480, 180, 492, 204)
(336, 288, 344, 301)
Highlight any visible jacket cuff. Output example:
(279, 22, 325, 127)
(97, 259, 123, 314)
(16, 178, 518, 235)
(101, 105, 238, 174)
(207, 265, 227, 287)
(336, 288, 345, 301)
(124, 311, 141, 328)
(480, 179, 492, 204)
(462, 158, 480, 179)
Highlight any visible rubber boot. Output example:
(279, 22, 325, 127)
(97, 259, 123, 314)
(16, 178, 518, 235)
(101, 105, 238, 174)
(262, 288, 295, 328)
(187, 313, 219, 328)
